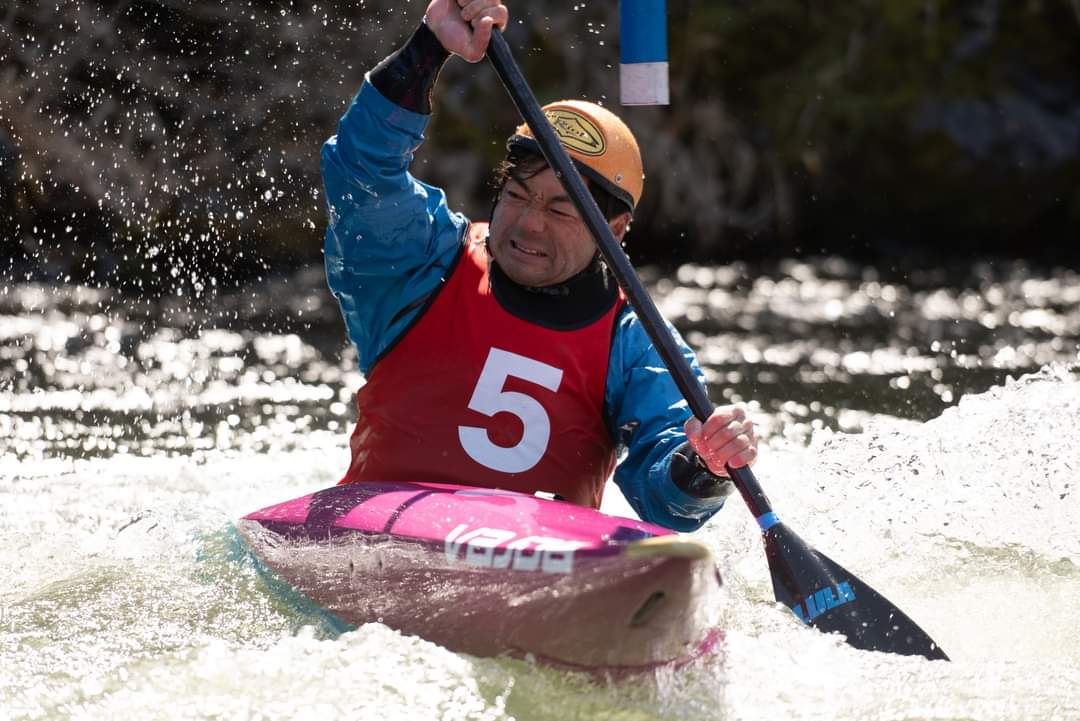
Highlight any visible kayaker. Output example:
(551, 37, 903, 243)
(321, 0, 758, 531)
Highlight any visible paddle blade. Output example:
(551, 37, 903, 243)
(762, 522, 949, 660)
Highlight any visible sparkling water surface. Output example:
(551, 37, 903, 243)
(2, 259, 1079, 720)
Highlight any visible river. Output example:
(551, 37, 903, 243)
(2, 257, 1079, 720)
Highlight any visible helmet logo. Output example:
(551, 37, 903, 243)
(543, 108, 606, 157)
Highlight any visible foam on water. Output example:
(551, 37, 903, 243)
(3, 365, 1079, 720)
(698, 363, 1080, 721)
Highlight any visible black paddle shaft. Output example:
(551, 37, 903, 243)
(486, 30, 950, 661)
(485, 31, 771, 520)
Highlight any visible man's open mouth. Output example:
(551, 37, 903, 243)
(511, 239, 547, 257)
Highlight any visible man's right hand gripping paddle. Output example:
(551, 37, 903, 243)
(424, 0, 508, 64)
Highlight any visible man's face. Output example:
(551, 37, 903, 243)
(488, 166, 627, 288)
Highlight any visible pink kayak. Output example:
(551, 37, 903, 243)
(236, 481, 723, 673)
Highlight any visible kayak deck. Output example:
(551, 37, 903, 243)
(237, 481, 723, 672)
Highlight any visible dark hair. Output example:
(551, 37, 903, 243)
(493, 145, 629, 222)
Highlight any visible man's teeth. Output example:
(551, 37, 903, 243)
(512, 240, 545, 257)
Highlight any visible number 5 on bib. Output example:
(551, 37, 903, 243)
(458, 347, 564, 473)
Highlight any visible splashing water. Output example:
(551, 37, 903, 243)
(2, 262, 1079, 720)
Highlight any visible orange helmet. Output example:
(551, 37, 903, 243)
(507, 100, 644, 213)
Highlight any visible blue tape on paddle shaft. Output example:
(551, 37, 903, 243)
(620, 0, 669, 105)
(756, 512, 781, 532)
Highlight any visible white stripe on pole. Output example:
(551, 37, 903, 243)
(620, 62, 669, 106)
(620, 0, 669, 106)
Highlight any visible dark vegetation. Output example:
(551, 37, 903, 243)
(2, 0, 1079, 297)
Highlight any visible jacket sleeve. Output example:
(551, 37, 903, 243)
(605, 306, 729, 532)
(321, 78, 467, 374)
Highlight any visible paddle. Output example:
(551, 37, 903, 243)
(485, 29, 948, 661)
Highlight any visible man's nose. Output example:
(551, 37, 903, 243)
(518, 205, 546, 233)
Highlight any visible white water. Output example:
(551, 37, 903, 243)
(3, 365, 1079, 721)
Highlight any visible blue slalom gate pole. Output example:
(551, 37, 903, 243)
(620, 0, 669, 105)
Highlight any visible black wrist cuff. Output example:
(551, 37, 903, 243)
(670, 443, 734, 499)
(369, 22, 450, 114)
